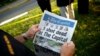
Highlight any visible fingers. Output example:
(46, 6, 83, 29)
(68, 41, 75, 47)
(25, 24, 40, 38)
(31, 24, 39, 32)
(61, 41, 75, 56)
(33, 24, 39, 28)
(62, 41, 75, 48)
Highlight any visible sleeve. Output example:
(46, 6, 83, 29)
(0, 29, 36, 56)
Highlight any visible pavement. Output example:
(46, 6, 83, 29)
(0, 0, 38, 24)
(0, 12, 28, 26)
(0, 0, 28, 13)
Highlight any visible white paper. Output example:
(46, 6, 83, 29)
(33, 10, 77, 53)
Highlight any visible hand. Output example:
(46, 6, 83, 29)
(25, 24, 40, 39)
(60, 41, 75, 56)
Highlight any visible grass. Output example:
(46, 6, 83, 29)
(0, 0, 100, 56)
(73, 10, 100, 56)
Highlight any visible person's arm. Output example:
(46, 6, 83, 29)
(15, 24, 39, 43)
(60, 41, 75, 56)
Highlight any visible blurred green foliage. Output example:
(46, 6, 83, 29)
(73, 10, 100, 56)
